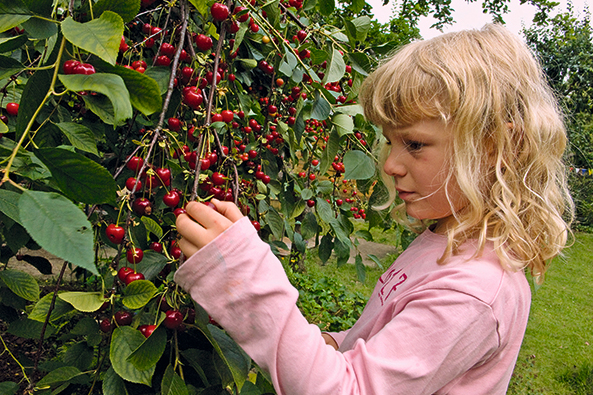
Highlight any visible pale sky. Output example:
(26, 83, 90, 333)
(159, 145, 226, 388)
(367, 0, 591, 39)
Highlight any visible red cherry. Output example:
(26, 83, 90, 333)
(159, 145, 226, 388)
(151, 26, 162, 37)
(200, 158, 211, 170)
(99, 318, 112, 333)
(262, 175, 271, 184)
(5, 103, 19, 116)
(119, 36, 129, 52)
(309, 174, 316, 181)
(251, 220, 261, 231)
(194, 34, 213, 51)
(132, 60, 147, 70)
(150, 241, 163, 253)
(74, 63, 96, 75)
(155, 55, 171, 67)
(211, 172, 225, 185)
(118, 267, 134, 282)
(311, 159, 319, 166)
(63, 60, 80, 75)
(336, 199, 343, 206)
(183, 89, 203, 109)
(170, 245, 182, 259)
(168, 117, 181, 131)
(160, 42, 176, 57)
(126, 156, 144, 173)
(139, 324, 157, 338)
(126, 177, 142, 191)
(115, 311, 133, 326)
(163, 191, 180, 208)
(173, 208, 187, 217)
(164, 310, 184, 329)
(210, 3, 230, 21)
(211, 113, 223, 123)
(155, 167, 171, 186)
(132, 197, 152, 216)
(126, 248, 144, 264)
(100, 319, 112, 333)
(307, 199, 315, 207)
(248, 150, 258, 159)
(233, 6, 249, 22)
(124, 271, 145, 285)
(221, 110, 234, 123)
(106, 224, 125, 244)
(297, 30, 307, 41)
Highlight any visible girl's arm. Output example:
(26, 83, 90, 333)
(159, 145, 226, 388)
(175, 200, 504, 395)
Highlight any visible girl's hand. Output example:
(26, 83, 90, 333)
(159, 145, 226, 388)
(176, 199, 244, 258)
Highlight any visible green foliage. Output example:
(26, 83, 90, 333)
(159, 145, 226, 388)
(285, 263, 369, 331)
(508, 232, 593, 394)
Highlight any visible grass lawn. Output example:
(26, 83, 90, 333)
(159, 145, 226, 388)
(297, 227, 593, 393)
(508, 232, 593, 394)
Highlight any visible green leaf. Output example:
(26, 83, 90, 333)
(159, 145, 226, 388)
(55, 122, 99, 156)
(209, 325, 251, 390)
(335, 104, 364, 117)
(344, 16, 371, 43)
(59, 73, 133, 125)
(141, 216, 163, 239)
(134, 250, 167, 281)
(318, 234, 333, 263)
(58, 291, 106, 312)
(366, 254, 384, 270)
(347, 52, 371, 76)
(0, 269, 39, 301)
(315, 197, 334, 224)
(301, 212, 318, 240)
(188, 0, 208, 15)
(63, 341, 95, 370)
(110, 326, 155, 386)
(36, 366, 82, 388)
(35, 147, 117, 204)
(0, 382, 19, 395)
(18, 190, 96, 275)
(343, 150, 376, 180)
(16, 69, 52, 139)
(318, 0, 334, 16)
(320, 128, 341, 175)
(29, 292, 74, 321)
(94, 0, 141, 23)
(127, 325, 166, 371)
(0, 189, 22, 225)
(102, 367, 129, 395)
(310, 91, 331, 120)
(267, 206, 284, 240)
(21, 16, 57, 39)
(161, 365, 189, 395)
(7, 318, 56, 339)
(0, 35, 27, 52)
(122, 279, 157, 309)
(94, 62, 162, 116)
(0, 55, 24, 80)
(355, 254, 366, 283)
(322, 47, 346, 84)
(0, 0, 32, 33)
(61, 11, 123, 65)
(333, 113, 354, 136)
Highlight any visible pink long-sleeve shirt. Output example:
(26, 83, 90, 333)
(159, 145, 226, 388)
(174, 216, 531, 394)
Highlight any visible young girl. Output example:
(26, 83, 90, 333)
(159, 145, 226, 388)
(174, 24, 573, 394)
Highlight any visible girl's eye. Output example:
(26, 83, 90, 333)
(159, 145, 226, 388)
(405, 140, 424, 152)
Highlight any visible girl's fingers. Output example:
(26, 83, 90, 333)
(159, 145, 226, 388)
(211, 199, 244, 222)
(177, 237, 199, 258)
(176, 212, 207, 249)
(176, 200, 244, 252)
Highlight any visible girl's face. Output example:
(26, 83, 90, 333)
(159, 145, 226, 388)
(382, 118, 467, 233)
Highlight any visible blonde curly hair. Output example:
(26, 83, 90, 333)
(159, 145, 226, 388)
(360, 23, 574, 282)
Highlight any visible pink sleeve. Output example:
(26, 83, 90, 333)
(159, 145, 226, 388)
(174, 217, 501, 395)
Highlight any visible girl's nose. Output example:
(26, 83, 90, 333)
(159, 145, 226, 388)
(383, 149, 407, 178)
